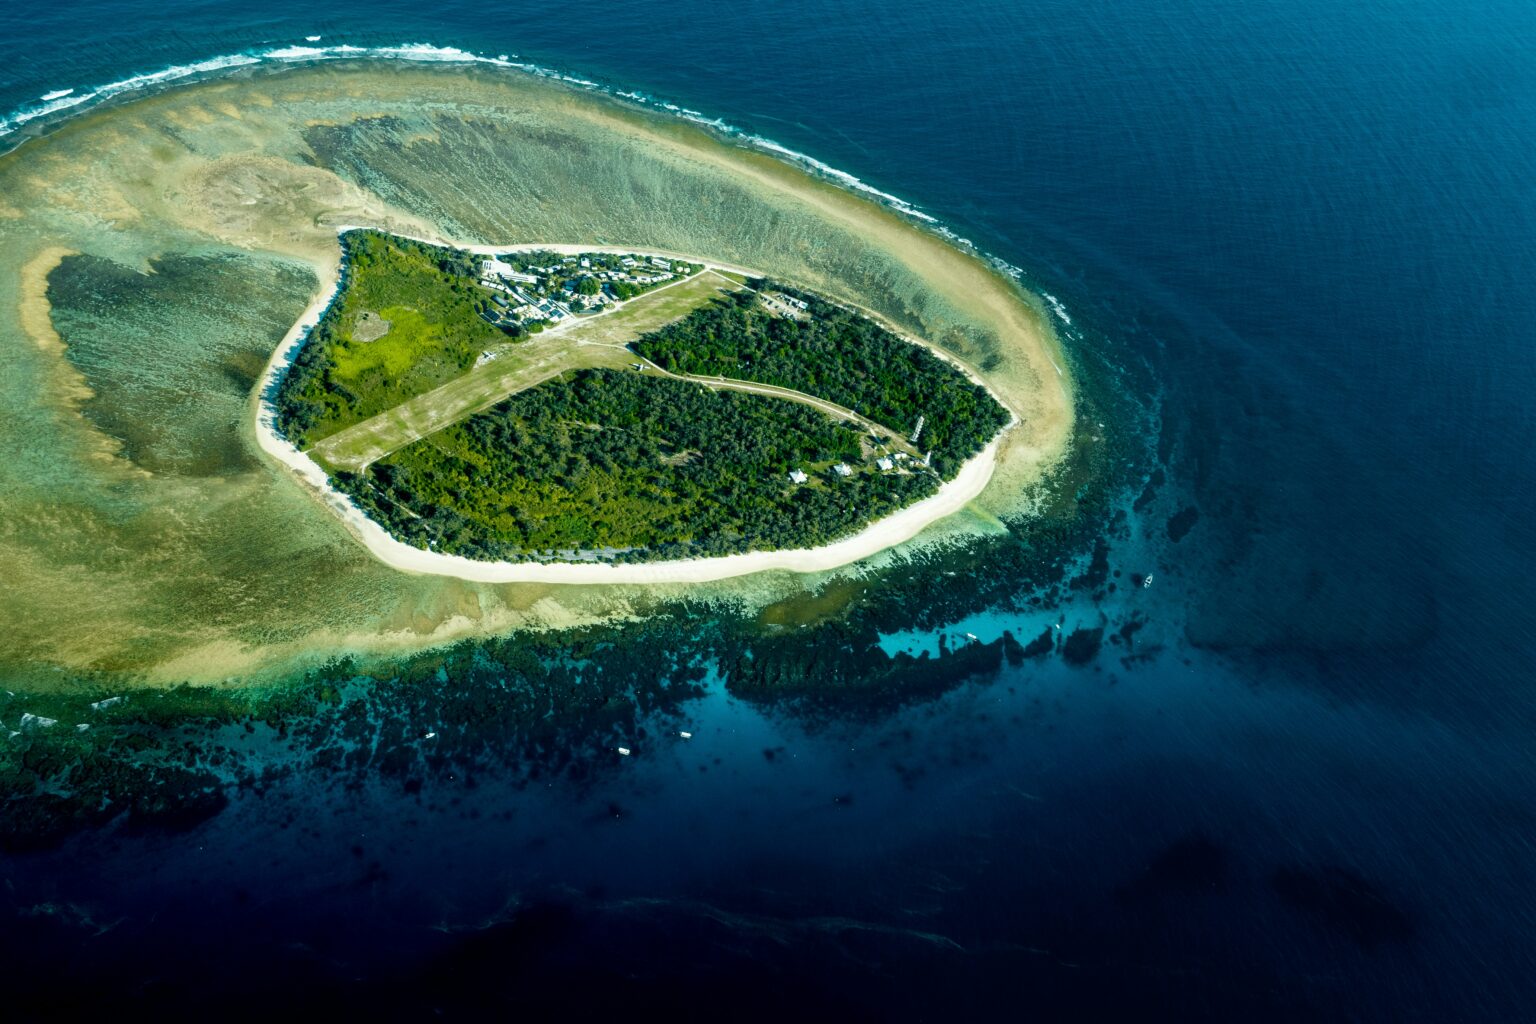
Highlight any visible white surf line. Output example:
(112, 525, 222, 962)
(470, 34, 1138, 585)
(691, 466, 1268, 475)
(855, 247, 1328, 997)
(0, 40, 1050, 321)
(253, 229, 1013, 584)
(0, 43, 942, 236)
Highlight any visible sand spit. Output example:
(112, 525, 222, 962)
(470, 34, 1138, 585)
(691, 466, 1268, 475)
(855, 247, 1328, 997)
(254, 230, 1010, 584)
(18, 247, 77, 355)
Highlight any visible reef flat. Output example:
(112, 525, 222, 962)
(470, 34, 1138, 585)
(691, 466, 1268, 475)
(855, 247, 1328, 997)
(0, 60, 1072, 688)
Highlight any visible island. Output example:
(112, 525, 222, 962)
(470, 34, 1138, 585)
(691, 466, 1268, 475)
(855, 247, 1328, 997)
(265, 230, 1013, 572)
(0, 59, 1074, 684)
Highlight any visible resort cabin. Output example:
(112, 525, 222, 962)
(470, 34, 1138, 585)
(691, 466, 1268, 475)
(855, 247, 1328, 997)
(832, 463, 854, 478)
(788, 468, 809, 485)
(481, 259, 537, 286)
(876, 456, 895, 472)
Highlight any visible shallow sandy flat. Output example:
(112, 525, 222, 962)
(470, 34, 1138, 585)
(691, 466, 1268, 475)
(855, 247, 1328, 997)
(0, 60, 1072, 683)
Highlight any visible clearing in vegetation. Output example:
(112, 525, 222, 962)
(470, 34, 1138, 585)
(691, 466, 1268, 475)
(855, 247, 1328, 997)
(310, 268, 737, 471)
(275, 231, 508, 445)
(272, 230, 1012, 563)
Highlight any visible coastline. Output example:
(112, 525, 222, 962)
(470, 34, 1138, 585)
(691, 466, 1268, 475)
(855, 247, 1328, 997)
(0, 56, 1072, 682)
(254, 231, 1009, 585)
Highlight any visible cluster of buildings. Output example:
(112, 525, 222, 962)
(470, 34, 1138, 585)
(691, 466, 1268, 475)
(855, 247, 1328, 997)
(787, 448, 935, 485)
(761, 291, 810, 319)
(476, 251, 697, 332)
(478, 258, 573, 328)
(787, 453, 921, 486)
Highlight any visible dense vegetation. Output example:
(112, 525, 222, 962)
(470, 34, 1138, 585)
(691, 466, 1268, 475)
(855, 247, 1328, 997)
(334, 369, 937, 561)
(272, 233, 1012, 561)
(274, 231, 512, 446)
(631, 286, 1011, 476)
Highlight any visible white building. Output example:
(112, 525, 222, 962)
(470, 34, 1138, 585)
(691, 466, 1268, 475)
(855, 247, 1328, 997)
(876, 456, 894, 472)
(788, 469, 809, 484)
(833, 463, 854, 478)
(481, 258, 538, 285)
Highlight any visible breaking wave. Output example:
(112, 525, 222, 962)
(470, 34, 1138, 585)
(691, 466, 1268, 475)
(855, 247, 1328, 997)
(0, 39, 1048, 301)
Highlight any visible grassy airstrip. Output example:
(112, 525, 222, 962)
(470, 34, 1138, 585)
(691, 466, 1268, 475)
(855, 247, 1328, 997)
(310, 268, 741, 472)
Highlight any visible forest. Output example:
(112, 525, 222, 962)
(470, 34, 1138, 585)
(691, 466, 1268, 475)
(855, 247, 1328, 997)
(333, 369, 938, 562)
(630, 285, 1011, 476)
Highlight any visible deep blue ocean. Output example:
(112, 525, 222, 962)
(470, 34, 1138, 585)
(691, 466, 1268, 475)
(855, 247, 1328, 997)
(3, 1, 1535, 1019)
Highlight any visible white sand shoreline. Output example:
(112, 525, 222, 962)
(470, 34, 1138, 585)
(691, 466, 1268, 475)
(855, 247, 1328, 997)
(252, 229, 1010, 585)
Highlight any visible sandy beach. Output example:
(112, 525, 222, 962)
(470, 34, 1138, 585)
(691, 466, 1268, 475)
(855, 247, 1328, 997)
(253, 229, 1010, 584)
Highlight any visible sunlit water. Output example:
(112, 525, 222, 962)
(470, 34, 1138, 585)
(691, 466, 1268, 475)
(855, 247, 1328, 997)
(1, 0, 1534, 1018)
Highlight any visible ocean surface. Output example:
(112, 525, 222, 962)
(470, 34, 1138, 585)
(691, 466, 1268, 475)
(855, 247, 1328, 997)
(3, 1, 1536, 1019)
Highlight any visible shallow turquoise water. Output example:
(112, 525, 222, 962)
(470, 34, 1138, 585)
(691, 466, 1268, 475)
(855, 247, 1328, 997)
(2, 0, 1535, 1018)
